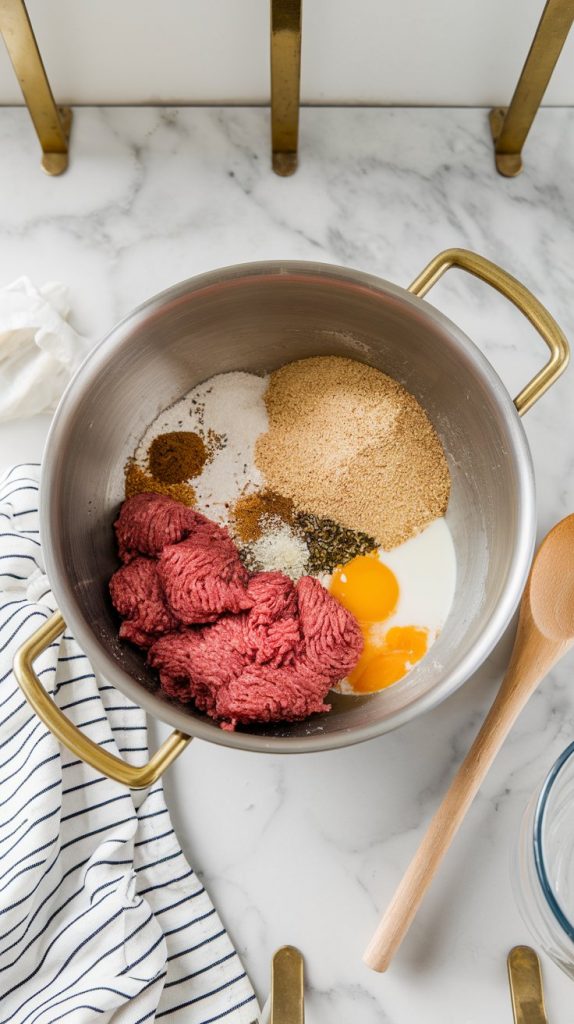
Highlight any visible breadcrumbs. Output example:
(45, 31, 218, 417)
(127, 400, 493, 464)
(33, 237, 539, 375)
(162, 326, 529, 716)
(255, 356, 450, 549)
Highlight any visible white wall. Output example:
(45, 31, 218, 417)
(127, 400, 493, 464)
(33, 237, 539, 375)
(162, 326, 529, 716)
(1, 0, 574, 106)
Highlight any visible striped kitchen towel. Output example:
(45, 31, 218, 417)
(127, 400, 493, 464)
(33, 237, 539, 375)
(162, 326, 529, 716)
(0, 464, 259, 1024)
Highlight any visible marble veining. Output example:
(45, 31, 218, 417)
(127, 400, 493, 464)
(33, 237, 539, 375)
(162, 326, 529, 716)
(1, 106, 574, 1022)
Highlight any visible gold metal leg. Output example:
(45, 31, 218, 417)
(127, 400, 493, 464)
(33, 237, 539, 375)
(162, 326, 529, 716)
(507, 947, 548, 1024)
(270, 946, 304, 1023)
(270, 0, 302, 176)
(489, 0, 574, 177)
(0, 0, 72, 175)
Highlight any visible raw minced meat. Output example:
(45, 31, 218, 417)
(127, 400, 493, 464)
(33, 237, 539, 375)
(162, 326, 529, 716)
(110, 493, 363, 730)
(244, 572, 302, 667)
(148, 616, 250, 705)
(296, 575, 364, 678)
(109, 557, 177, 648)
(215, 662, 332, 730)
(114, 492, 210, 562)
(157, 532, 252, 624)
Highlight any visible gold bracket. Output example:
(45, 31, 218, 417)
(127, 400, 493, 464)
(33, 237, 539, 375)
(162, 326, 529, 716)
(409, 248, 569, 415)
(0, 0, 72, 175)
(489, 0, 574, 177)
(270, 0, 302, 176)
(13, 611, 192, 788)
(507, 946, 548, 1024)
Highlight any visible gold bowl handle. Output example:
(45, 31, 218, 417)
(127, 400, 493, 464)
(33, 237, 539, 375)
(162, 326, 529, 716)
(13, 611, 192, 788)
(408, 248, 569, 415)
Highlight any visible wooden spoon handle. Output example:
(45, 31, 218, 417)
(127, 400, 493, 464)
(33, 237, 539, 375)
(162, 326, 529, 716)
(363, 689, 522, 971)
(363, 619, 563, 972)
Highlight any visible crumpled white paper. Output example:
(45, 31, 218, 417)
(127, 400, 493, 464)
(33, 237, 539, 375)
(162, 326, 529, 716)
(0, 276, 90, 421)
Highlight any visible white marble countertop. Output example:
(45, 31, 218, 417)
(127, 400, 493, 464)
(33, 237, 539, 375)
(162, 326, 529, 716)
(1, 106, 573, 1022)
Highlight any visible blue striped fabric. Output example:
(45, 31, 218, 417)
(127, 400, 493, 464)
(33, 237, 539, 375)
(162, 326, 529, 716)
(0, 465, 259, 1024)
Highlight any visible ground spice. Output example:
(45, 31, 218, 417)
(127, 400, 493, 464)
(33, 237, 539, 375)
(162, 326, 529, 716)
(294, 511, 376, 574)
(238, 517, 309, 579)
(255, 356, 451, 549)
(148, 431, 208, 484)
(125, 462, 197, 506)
(232, 488, 375, 577)
(231, 489, 295, 542)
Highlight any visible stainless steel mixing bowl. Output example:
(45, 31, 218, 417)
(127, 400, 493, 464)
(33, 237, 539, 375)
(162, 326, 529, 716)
(14, 249, 569, 787)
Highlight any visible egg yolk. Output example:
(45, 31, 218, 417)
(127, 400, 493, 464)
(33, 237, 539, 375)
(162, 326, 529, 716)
(330, 553, 430, 694)
(349, 625, 429, 693)
(353, 651, 415, 692)
(385, 626, 428, 660)
(330, 555, 399, 622)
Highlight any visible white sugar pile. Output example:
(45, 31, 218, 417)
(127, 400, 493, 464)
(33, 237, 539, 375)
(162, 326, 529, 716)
(134, 371, 269, 524)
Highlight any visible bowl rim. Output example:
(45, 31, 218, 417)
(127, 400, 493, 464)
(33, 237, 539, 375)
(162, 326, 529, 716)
(40, 259, 536, 753)
(534, 740, 574, 942)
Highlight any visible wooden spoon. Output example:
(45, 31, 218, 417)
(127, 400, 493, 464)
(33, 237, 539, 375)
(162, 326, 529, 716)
(363, 514, 574, 972)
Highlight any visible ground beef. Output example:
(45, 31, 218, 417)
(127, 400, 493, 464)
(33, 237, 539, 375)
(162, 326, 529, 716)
(109, 557, 177, 648)
(215, 661, 332, 730)
(246, 571, 298, 624)
(296, 575, 363, 678)
(111, 494, 363, 730)
(148, 627, 331, 731)
(148, 616, 250, 705)
(148, 573, 302, 698)
(244, 572, 301, 667)
(146, 571, 362, 730)
(157, 530, 252, 624)
(114, 492, 210, 562)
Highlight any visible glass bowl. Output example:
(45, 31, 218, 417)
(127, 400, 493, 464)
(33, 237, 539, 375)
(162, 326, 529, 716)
(514, 741, 574, 977)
